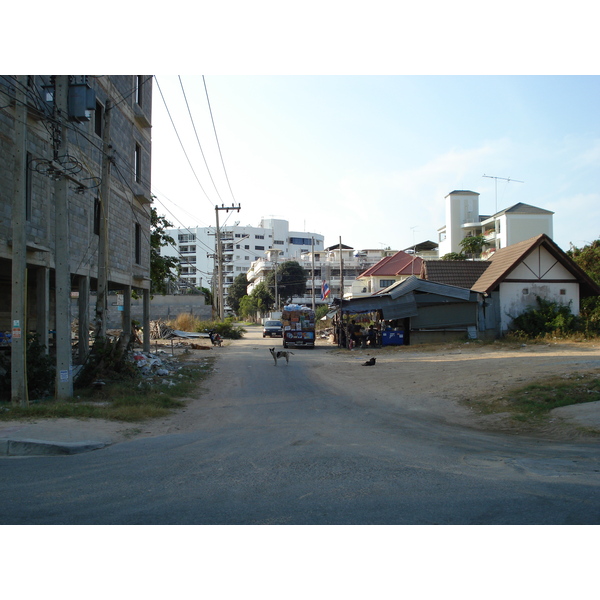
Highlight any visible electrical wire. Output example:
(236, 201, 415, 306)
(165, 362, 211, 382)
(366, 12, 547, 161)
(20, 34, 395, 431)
(202, 75, 238, 206)
(154, 76, 215, 207)
(178, 75, 226, 205)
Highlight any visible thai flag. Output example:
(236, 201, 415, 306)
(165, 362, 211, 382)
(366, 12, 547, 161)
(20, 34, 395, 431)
(321, 280, 330, 300)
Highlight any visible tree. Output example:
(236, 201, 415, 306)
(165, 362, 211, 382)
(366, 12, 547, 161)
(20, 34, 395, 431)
(568, 240, 600, 284)
(265, 260, 307, 306)
(459, 235, 486, 259)
(567, 239, 600, 334)
(441, 252, 466, 261)
(150, 207, 180, 295)
(227, 273, 249, 314)
(251, 281, 275, 315)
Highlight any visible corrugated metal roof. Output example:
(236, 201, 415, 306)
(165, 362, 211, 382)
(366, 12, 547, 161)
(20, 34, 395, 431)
(421, 260, 490, 289)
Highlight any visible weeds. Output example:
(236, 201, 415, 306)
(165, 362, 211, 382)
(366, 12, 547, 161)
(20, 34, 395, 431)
(0, 359, 215, 422)
(471, 370, 600, 424)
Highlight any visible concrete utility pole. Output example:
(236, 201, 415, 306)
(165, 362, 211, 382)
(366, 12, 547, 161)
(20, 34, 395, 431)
(311, 237, 316, 311)
(96, 99, 112, 337)
(215, 204, 240, 319)
(53, 76, 73, 398)
(11, 75, 29, 406)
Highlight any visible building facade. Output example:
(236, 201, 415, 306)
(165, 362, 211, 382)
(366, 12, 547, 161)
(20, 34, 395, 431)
(247, 245, 399, 306)
(437, 190, 554, 257)
(162, 218, 324, 307)
(1, 75, 153, 400)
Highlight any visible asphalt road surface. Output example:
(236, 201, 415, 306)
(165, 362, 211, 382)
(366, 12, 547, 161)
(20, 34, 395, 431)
(2, 328, 599, 525)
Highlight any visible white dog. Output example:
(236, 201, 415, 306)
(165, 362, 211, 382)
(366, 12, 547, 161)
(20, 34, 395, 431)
(270, 347, 294, 366)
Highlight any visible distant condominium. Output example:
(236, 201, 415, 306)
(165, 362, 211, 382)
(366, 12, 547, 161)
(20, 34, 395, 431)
(161, 218, 324, 302)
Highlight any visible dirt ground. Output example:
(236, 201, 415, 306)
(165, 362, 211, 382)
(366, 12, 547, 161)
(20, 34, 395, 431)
(2, 336, 599, 445)
(146, 335, 600, 443)
(318, 338, 600, 441)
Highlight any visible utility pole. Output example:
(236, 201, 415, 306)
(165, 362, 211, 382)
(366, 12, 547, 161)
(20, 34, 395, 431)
(215, 204, 240, 319)
(11, 75, 28, 406)
(311, 237, 315, 311)
(53, 76, 73, 398)
(96, 100, 112, 337)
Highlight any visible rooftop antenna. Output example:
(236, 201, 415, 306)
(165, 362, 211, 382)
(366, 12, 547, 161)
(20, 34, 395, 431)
(483, 175, 524, 213)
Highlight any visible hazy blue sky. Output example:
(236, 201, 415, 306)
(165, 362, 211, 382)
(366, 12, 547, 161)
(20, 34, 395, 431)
(151, 75, 599, 252)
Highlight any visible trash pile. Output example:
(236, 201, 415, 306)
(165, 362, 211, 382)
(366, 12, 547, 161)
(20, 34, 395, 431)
(129, 348, 213, 388)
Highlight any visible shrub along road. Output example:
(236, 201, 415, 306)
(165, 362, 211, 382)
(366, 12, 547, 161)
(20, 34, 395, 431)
(1, 329, 599, 524)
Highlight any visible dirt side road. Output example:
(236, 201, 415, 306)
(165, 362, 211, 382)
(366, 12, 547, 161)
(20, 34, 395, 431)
(2, 332, 599, 445)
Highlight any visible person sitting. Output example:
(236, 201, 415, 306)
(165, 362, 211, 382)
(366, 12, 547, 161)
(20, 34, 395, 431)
(367, 325, 377, 347)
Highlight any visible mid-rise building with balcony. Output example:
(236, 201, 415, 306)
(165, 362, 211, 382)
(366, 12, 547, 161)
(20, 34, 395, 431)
(437, 190, 553, 257)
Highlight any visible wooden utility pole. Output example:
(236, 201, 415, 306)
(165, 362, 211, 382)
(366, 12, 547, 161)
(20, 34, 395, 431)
(96, 100, 112, 337)
(53, 76, 73, 398)
(11, 75, 29, 406)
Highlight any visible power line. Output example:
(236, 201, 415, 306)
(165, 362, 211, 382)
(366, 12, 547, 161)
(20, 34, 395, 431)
(178, 75, 226, 205)
(202, 76, 238, 206)
(154, 76, 215, 208)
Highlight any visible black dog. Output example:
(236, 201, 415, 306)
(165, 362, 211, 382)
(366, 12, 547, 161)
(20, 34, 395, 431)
(362, 357, 376, 366)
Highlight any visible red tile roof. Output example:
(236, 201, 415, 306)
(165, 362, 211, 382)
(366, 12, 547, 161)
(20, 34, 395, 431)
(358, 251, 423, 278)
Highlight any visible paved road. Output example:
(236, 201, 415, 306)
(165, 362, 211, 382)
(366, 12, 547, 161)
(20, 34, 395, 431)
(1, 329, 599, 524)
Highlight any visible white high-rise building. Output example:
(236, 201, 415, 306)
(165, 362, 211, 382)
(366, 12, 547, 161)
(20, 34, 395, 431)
(161, 218, 324, 304)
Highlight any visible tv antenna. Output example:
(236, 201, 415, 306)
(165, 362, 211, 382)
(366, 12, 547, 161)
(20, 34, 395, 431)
(483, 174, 524, 213)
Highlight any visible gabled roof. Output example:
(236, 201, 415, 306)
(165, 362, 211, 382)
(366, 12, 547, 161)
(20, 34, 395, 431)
(401, 240, 439, 253)
(325, 243, 354, 251)
(492, 202, 554, 217)
(358, 250, 423, 278)
(421, 260, 490, 289)
(471, 234, 600, 296)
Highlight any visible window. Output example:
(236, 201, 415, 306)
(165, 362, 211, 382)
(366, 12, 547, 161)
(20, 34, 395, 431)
(135, 76, 143, 107)
(255, 245, 265, 251)
(255, 234, 264, 239)
(560, 289, 566, 295)
(94, 100, 104, 137)
(135, 223, 141, 264)
(25, 152, 32, 221)
(93, 197, 101, 235)
(274, 240, 284, 245)
(522, 288, 529, 295)
(178, 234, 196, 242)
(134, 143, 142, 183)
(380, 279, 395, 288)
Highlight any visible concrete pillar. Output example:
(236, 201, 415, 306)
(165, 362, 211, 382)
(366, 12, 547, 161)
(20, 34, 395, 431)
(77, 275, 90, 364)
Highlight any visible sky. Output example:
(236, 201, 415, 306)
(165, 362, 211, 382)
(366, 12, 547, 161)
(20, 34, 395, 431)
(150, 75, 600, 253)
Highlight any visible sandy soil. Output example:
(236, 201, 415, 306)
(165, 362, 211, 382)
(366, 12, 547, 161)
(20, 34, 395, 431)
(316, 338, 600, 441)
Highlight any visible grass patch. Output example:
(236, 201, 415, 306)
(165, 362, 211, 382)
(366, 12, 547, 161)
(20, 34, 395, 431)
(0, 359, 215, 423)
(471, 370, 600, 423)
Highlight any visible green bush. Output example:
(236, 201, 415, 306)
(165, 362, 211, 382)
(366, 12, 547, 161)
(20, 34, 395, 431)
(510, 296, 579, 337)
(195, 318, 246, 339)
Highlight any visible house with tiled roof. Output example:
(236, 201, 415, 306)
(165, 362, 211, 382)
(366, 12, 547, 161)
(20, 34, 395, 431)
(355, 250, 423, 296)
(471, 234, 600, 336)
